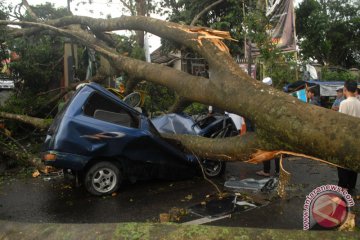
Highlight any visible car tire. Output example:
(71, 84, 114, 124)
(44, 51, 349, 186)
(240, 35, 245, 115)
(202, 160, 226, 178)
(84, 161, 121, 196)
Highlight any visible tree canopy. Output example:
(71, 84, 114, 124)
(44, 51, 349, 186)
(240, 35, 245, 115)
(296, 0, 360, 68)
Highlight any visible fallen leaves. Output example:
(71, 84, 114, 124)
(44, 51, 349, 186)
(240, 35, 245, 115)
(32, 166, 58, 178)
(32, 170, 40, 178)
(181, 194, 193, 202)
(159, 213, 170, 223)
(169, 207, 188, 222)
(338, 213, 356, 231)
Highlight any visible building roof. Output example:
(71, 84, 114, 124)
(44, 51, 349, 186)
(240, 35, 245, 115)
(150, 47, 179, 65)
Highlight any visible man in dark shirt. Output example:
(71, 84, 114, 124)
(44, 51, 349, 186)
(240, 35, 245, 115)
(307, 87, 320, 106)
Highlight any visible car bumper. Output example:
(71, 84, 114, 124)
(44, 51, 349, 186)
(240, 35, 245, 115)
(41, 151, 91, 171)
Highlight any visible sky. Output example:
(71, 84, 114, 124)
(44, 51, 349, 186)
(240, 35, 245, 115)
(6, 0, 164, 51)
(5, 0, 304, 52)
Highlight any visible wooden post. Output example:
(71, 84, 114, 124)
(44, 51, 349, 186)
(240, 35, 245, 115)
(63, 42, 78, 88)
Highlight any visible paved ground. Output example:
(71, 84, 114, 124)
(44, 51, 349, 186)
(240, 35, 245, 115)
(0, 158, 359, 229)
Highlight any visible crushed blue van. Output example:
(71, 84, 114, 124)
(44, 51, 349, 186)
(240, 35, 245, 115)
(41, 83, 227, 196)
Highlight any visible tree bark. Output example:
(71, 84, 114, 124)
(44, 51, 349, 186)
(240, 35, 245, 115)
(1, 16, 360, 172)
(0, 112, 50, 130)
(169, 0, 225, 113)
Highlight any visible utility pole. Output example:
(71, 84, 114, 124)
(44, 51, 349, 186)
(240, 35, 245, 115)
(63, 0, 77, 88)
(247, 0, 252, 77)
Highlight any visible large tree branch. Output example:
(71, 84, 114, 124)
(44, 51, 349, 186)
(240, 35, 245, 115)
(162, 133, 266, 161)
(0, 112, 50, 130)
(2, 17, 360, 172)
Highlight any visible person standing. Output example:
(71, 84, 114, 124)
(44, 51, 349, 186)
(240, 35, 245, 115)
(331, 87, 344, 111)
(337, 80, 360, 194)
(307, 87, 320, 106)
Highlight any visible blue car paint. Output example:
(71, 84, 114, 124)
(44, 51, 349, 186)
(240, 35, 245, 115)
(42, 83, 197, 180)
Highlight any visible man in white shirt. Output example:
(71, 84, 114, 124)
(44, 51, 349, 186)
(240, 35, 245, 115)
(338, 80, 360, 194)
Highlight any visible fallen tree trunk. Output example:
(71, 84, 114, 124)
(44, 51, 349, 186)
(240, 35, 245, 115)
(1, 16, 360, 172)
(0, 111, 50, 130)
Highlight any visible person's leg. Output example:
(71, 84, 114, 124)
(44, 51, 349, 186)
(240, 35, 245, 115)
(256, 162, 270, 176)
(337, 167, 349, 189)
(348, 171, 358, 190)
(263, 161, 270, 173)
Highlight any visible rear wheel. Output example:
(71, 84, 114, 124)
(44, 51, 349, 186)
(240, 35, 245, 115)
(84, 161, 121, 196)
(202, 159, 226, 178)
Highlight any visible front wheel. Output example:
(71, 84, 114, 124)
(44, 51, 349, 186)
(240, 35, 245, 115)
(201, 160, 226, 178)
(84, 161, 121, 196)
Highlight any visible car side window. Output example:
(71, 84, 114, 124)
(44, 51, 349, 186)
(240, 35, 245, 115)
(83, 92, 139, 128)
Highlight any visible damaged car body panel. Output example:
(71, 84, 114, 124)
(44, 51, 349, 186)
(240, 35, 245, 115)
(42, 83, 200, 195)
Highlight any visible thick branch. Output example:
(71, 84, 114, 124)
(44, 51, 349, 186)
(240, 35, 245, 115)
(162, 133, 266, 162)
(0, 112, 50, 129)
(124, 77, 141, 95)
(190, 0, 224, 26)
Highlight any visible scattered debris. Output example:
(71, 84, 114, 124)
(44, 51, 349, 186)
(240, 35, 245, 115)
(246, 152, 343, 198)
(233, 201, 257, 208)
(169, 207, 188, 222)
(338, 213, 356, 231)
(61, 184, 72, 190)
(159, 213, 170, 223)
(42, 169, 64, 181)
(184, 194, 193, 201)
(189, 195, 236, 218)
(224, 177, 278, 192)
(32, 170, 40, 178)
(33, 166, 60, 179)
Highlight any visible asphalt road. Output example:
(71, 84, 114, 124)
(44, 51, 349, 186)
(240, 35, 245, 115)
(0, 158, 359, 229)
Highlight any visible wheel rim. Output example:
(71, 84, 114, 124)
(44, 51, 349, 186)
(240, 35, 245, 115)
(203, 160, 222, 177)
(91, 168, 117, 193)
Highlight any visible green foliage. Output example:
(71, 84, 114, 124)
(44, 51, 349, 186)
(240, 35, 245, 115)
(296, 0, 360, 68)
(266, 58, 298, 88)
(22, 2, 70, 21)
(0, 1, 9, 21)
(6, 3, 70, 95)
(244, 9, 297, 87)
(184, 103, 207, 115)
(1, 3, 72, 120)
(0, 92, 50, 116)
(322, 68, 358, 81)
(244, 10, 280, 61)
(141, 83, 175, 114)
(9, 35, 64, 93)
